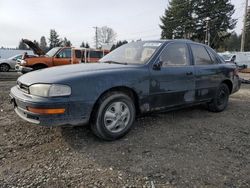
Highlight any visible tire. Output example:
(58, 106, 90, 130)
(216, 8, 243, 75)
(91, 92, 136, 141)
(207, 83, 230, 112)
(0, 63, 10, 72)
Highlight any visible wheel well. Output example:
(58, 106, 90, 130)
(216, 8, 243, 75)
(90, 86, 140, 122)
(222, 80, 233, 94)
(32, 63, 48, 69)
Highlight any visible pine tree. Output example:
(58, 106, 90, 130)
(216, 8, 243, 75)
(80, 41, 90, 48)
(80, 41, 85, 48)
(85, 42, 90, 48)
(220, 32, 241, 51)
(33, 40, 39, 47)
(62, 37, 72, 47)
(40, 36, 48, 52)
(160, 0, 236, 49)
(110, 40, 128, 51)
(245, 7, 250, 51)
(193, 0, 236, 49)
(48, 29, 62, 49)
(18, 40, 28, 50)
(160, 0, 195, 39)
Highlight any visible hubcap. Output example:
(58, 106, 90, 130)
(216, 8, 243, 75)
(104, 101, 131, 133)
(218, 88, 227, 106)
(0, 64, 9, 72)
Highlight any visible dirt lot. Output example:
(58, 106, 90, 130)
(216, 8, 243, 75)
(0, 72, 250, 187)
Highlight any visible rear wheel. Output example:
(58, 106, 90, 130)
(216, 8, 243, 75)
(0, 63, 10, 72)
(91, 92, 136, 140)
(207, 83, 230, 112)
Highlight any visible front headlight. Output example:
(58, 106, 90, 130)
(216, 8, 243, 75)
(20, 60, 27, 65)
(29, 84, 71, 97)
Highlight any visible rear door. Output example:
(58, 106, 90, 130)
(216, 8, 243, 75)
(149, 42, 195, 110)
(53, 48, 72, 66)
(190, 44, 222, 101)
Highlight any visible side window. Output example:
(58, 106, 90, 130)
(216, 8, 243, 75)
(13, 55, 22, 61)
(191, 44, 213, 65)
(160, 43, 190, 67)
(90, 51, 103, 58)
(206, 48, 220, 64)
(57, 48, 72, 58)
(75, 50, 81, 58)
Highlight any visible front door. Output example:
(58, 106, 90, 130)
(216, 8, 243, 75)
(53, 48, 72, 66)
(149, 42, 195, 110)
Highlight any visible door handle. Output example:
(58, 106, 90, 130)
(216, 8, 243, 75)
(186, 72, 193, 76)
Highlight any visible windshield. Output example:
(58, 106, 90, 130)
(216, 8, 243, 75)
(46, 47, 61, 57)
(99, 41, 163, 64)
(9, 54, 22, 60)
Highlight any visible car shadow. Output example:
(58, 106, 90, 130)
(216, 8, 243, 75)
(60, 105, 212, 177)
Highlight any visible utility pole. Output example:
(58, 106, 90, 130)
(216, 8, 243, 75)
(205, 17, 211, 46)
(241, 0, 249, 52)
(93, 26, 98, 49)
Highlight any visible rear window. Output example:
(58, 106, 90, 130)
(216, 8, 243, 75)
(191, 44, 213, 65)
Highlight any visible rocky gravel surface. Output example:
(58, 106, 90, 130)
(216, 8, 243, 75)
(0, 78, 250, 187)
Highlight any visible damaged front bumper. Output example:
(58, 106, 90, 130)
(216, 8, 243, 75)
(10, 85, 92, 127)
(15, 64, 33, 74)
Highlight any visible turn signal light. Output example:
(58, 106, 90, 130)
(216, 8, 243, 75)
(27, 107, 65, 114)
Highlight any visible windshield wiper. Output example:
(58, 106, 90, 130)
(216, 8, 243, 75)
(102, 61, 128, 65)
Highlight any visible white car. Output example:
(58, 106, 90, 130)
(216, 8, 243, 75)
(0, 54, 23, 72)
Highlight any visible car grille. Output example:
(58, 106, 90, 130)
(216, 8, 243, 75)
(17, 81, 29, 93)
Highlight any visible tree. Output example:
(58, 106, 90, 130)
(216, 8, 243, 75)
(245, 8, 250, 51)
(39, 36, 48, 52)
(193, 0, 236, 49)
(80, 41, 90, 48)
(33, 40, 39, 47)
(110, 40, 128, 51)
(160, 0, 236, 49)
(18, 40, 28, 50)
(61, 37, 72, 47)
(219, 32, 241, 51)
(95, 26, 116, 48)
(48, 29, 62, 49)
(160, 0, 195, 39)
(80, 41, 86, 48)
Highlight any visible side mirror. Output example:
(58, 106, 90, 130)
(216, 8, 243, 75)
(153, 61, 163, 70)
(55, 54, 60, 58)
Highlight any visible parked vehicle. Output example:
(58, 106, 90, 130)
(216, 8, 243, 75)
(10, 40, 241, 140)
(15, 39, 109, 74)
(0, 54, 34, 72)
(219, 52, 249, 72)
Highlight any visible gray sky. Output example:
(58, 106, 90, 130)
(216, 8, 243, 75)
(0, 0, 246, 48)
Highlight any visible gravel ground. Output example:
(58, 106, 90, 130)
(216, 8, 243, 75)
(0, 75, 250, 187)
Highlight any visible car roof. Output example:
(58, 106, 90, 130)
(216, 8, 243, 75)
(143, 39, 208, 46)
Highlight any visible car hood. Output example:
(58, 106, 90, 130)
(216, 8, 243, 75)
(22, 39, 46, 56)
(18, 63, 140, 86)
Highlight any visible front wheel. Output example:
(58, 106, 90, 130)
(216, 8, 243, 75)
(91, 92, 136, 140)
(207, 83, 230, 112)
